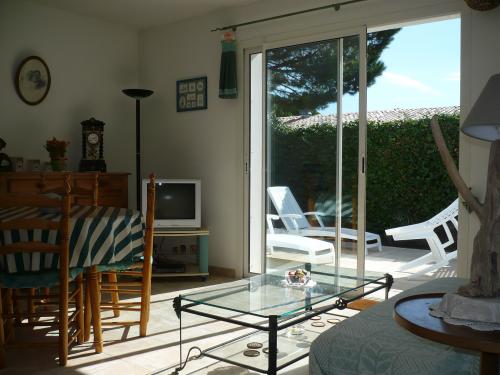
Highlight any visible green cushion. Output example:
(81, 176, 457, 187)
(0, 267, 84, 289)
(95, 255, 146, 272)
(95, 259, 137, 272)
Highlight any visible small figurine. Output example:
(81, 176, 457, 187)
(0, 138, 13, 172)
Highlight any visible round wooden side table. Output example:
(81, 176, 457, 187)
(394, 293, 500, 375)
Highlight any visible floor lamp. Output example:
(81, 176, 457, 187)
(122, 88, 154, 210)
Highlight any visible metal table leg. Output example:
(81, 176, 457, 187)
(385, 274, 394, 300)
(268, 315, 278, 375)
(173, 296, 183, 371)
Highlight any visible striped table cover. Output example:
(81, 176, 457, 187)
(0, 206, 144, 274)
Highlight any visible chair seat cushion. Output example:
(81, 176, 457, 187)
(95, 255, 144, 272)
(96, 260, 135, 272)
(0, 267, 83, 289)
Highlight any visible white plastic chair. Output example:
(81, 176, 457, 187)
(266, 214, 335, 263)
(267, 186, 382, 253)
(385, 199, 459, 274)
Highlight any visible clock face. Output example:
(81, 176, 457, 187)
(87, 133, 99, 145)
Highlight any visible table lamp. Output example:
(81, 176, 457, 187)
(122, 88, 154, 210)
(431, 73, 500, 297)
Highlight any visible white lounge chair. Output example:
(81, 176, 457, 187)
(385, 198, 459, 274)
(266, 214, 335, 263)
(267, 186, 382, 253)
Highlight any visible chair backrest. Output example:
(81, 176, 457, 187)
(427, 198, 459, 250)
(0, 174, 72, 278)
(142, 174, 156, 278)
(267, 186, 310, 230)
(38, 172, 99, 206)
(428, 198, 459, 229)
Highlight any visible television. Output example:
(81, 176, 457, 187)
(142, 178, 201, 229)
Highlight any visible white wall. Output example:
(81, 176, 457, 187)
(0, 0, 138, 207)
(139, 0, 500, 277)
(139, 14, 242, 275)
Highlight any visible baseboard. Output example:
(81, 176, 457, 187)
(209, 265, 236, 278)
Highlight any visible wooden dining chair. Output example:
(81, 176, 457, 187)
(0, 174, 84, 367)
(85, 174, 155, 338)
(34, 172, 100, 303)
(34, 172, 106, 354)
(16, 172, 100, 338)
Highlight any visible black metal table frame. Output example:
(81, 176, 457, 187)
(173, 271, 393, 375)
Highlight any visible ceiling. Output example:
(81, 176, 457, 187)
(29, 0, 264, 29)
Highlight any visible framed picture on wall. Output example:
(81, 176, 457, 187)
(177, 76, 207, 112)
(15, 56, 51, 105)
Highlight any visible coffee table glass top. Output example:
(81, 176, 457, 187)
(181, 265, 386, 318)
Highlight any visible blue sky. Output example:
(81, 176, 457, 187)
(322, 17, 460, 114)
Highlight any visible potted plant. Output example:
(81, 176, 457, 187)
(44, 137, 69, 171)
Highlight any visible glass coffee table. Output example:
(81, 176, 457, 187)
(173, 264, 393, 374)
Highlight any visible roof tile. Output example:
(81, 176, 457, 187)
(278, 106, 460, 128)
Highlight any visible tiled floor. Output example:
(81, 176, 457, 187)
(1, 246, 456, 375)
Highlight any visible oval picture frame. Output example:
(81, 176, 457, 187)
(15, 56, 51, 105)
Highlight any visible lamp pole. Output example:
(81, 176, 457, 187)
(122, 88, 154, 210)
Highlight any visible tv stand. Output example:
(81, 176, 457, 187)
(152, 228, 209, 280)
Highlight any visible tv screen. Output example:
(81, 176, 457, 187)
(142, 178, 201, 228)
(155, 183, 195, 220)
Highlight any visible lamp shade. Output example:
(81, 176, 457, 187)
(122, 89, 154, 99)
(461, 73, 500, 141)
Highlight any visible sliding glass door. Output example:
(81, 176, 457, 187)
(246, 28, 367, 277)
(247, 50, 265, 274)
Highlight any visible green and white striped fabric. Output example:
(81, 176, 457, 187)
(0, 206, 144, 274)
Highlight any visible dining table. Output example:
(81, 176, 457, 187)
(0, 204, 145, 352)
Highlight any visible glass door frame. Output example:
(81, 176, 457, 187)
(244, 26, 368, 278)
(244, 46, 265, 276)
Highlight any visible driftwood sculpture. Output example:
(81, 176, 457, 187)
(431, 116, 500, 297)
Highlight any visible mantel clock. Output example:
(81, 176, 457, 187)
(79, 117, 107, 172)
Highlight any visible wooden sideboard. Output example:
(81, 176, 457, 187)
(0, 172, 130, 208)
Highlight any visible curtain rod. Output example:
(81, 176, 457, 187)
(211, 0, 369, 32)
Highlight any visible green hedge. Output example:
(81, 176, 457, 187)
(269, 115, 459, 242)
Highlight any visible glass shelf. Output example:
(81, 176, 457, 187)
(203, 327, 321, 372)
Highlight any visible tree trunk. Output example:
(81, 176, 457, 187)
(458, 140, 500, 297)
(431, 116, 500, 297)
